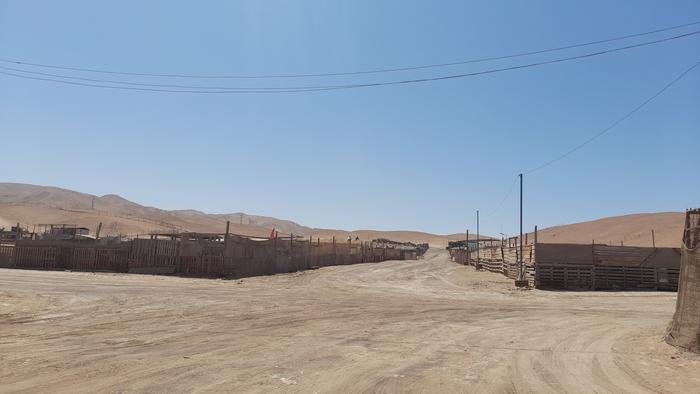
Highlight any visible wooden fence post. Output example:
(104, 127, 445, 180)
(332, 236, 337, 265)
(224, 221, 230, 247)
(307, 235, 311, 268)
(534, 225, 538, 245)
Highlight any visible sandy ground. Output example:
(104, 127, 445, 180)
(1, 249, 698, 393)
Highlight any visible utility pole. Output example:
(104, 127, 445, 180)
(515, 173, 528, 287)
(476, 210, 480, 269)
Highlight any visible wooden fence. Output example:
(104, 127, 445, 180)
(535, 263, 679, 290)
(72, 247, 129, 272)
(0, 244, 13, 268)
(128, 239, 179, 274)
(449, 242, 680, 291)
(0, 237, 418, 279)
(13, 244, 61, 270)
(535, 243, 681, 290)
(448, 245, 535, 282)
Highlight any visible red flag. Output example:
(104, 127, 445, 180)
(269, 228, 277, 240)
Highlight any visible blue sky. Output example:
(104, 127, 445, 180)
(1, 1, 699, 236)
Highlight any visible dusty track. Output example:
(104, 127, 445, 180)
(1, 249, 698, 393)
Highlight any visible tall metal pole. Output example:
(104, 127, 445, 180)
(519, 174, 523, 278)
(476, 210, 480, 268)
(517, 173, 526, 285)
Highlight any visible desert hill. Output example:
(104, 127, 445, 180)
(529, 212, 684, 248)
(0, 183, 686, 247)
(0, 183, 466, 245)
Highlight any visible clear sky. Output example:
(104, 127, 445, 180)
(1, 1, 699, 236)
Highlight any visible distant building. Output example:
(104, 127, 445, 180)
(0, 224, 33, 242)
(37, 224, 92, 240)
(447, 239, 479, 251)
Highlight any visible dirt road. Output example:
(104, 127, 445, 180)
(1, 249, 698, 393)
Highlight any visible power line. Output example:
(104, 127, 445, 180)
(2, 30, 698, 94)
(480, 59, 699, 219)
(1, 20, 698, 79)
(483, 176, 519, 219)
(0, 71, 339, 94)
(0, 65, 328, 91)
(0, 67, 328, 92)
(524, 59, 700, 174)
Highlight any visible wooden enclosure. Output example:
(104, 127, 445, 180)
(449, 242, 681, 291)
(535, 243, 681, 290)
(0, 235, 421, 279)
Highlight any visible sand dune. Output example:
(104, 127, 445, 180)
(530, 212, 684, 248)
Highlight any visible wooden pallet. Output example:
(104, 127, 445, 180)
(594, 266, 657, 290)
(535, 264, 679, 291)
(535, 264, 594, 290)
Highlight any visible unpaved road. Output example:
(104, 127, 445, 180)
(1, 249, 698, 393)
